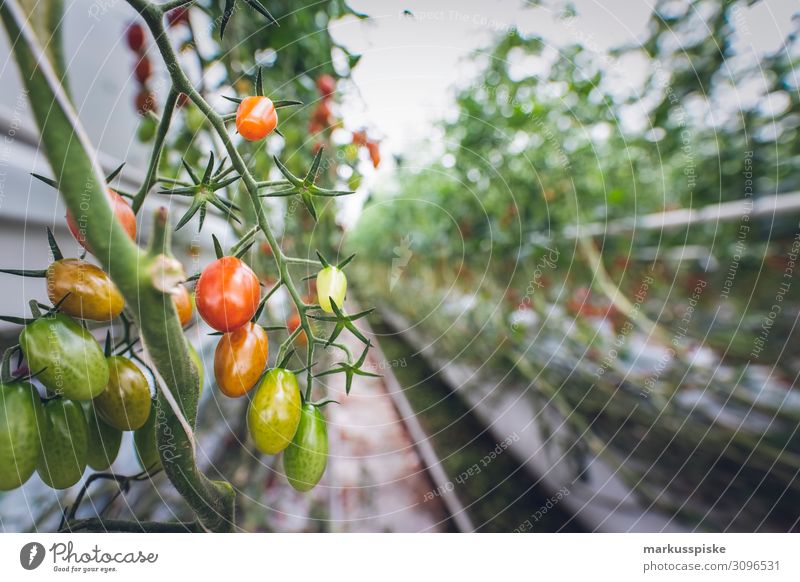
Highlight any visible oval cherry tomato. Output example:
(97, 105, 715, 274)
(0, 381, 43, 491)
(85, 402, 121, 471)
(312, 101, 332, 126)
(171, 284, 193, 327)
(235, 96, 277, 141)
(283, 403, 328, 492)
(247, 368, 301, 455)
(195, 256, 260, 332)
(214, 322, 268, 398)
(167, 6, 189, 27)
(37, 398, 88, 489)
(93, 356, 151, 431)
(316, 74, 336, 98)
(134, 57, 152, 83)
(126, 23, 145, 52)
(134, 400, 161, 473)
(317, 266, 347, 313)
(66, 188, 137, 253)
(46, 258, 124, 321)
(135, 89, 157, 115)
(20, 313, 109, 400)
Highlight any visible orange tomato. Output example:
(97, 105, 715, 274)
(214, 322, 268, 398)
(235, 96, 277, 141)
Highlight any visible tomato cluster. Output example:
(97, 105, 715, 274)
(125, 22, 155, 115)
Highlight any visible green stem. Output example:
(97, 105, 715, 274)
(62, 519, 201, 533)
(132, 88, 179, 214)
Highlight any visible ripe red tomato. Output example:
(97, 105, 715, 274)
(66, 188, 137, 253)
(134, 57, 152, 84)
(316, 74, 336, 98)
(167, 7, 190, 27)
(135, 89, 156, 115)
(312, 101, 332, 126)
(171, 284, 193, 327)
(214, 322, 268, 398)
(126, 23, 145, 52)
(195, 256, 260, 332)
(235, 96, 277, 141)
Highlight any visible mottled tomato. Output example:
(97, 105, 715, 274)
(66, 188, 137, 252)
(317, 266, 347, 313)
(37, 398, 88, 489)
(283, 403, 328, 492)
(214, 322, 268, 398)
(47, 258, 124, 321)
(235, 96, 277, 141)
(247, 368, 301, 455)
(195, 256, 260, 332)
(93, 356, 151, 431)
(171, 284, 193, 327)
(134, 401, 161, 473)
(20, 313, 109, 400)
(0, 381, 43, 491)
(85, 403, 121, 471)
(316, 74, 336, 98)
(126, 23, 145, 52)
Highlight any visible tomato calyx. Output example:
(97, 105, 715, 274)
(315, 343, 378, 395)
(262, 149, 355, 221)
(159, 152, 242, 232)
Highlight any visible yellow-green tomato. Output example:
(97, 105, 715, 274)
(85, 403, 122, 471)
(134, 401, 161, 473)
(37, 399, 88, 489)
(0, 382, 43, 491)
(247, 369, 301, 455)
(20, 314, 109, 400)
(93, 357, 151, 431)
(47, 259, 125, 321)
(283, 403, 328, 492)
(316, 266, 347, 313)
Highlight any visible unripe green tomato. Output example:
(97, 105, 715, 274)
(93, 356, 151, 431)
(247, 369, 301, 455)
(185, 104, 205, 134)
(134, 401, 161, 473)
(316, 266, 347, 313)
(0, 381, 43, 491)
(137, 115, 157, 142)
(283, 403, 328, 492)
(20, 314, 109, 400)
(46, 258, 125, 321)
(37, 398, 88, 489)
(85, 403, 121, 471)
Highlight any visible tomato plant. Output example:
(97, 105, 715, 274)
(214, 322, 268, 398)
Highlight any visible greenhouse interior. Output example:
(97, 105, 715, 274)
(0, 0, 798, 540)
